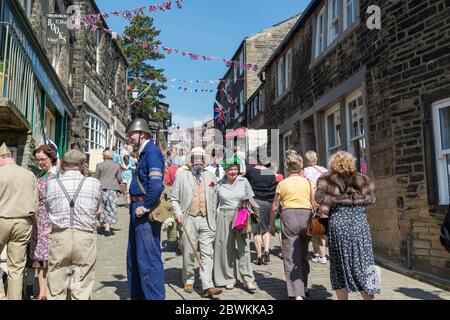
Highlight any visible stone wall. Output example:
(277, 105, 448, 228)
(262, 0, 450, 280)
(68, 0, 128, 151)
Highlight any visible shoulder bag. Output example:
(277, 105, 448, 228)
(306, 179, 328, 237)
(136, 167, 173, 223)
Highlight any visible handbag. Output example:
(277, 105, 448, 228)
(136, 176, 173, 223)
(234, 198, 260, 237)
(274, 215, 282, 232)
(233, 208, 250, 230)
(306, 179, 328, 237)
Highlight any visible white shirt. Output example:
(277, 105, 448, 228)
(139, 140, 150, 155)
(303, 165, 328, 186)
(205, 163, 225, 181)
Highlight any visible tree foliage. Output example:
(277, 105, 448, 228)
(119, 15, 167, 121)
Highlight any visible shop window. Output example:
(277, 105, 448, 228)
(85, 113, 108, 152)
(44, 107, 56, 142)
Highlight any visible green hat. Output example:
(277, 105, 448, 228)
(221, 156, 243, 170)
(62, 149, 87, 166)
(126, 118, 151, 134)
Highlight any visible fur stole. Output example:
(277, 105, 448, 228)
(314, 171, 376, 206)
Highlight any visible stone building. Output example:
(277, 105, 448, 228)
(67, 0, 129, 159)
(214, 15, 299, 132)
(0, 0, 74, 170)
(258, 0, 450, 285)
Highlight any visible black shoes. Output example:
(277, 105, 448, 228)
(263, 251, 270, 263)
(256, 257, 263, 265)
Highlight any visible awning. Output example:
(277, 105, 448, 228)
(224, 127, 249, 139)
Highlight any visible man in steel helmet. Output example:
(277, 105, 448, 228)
(125, 118, 165, 300)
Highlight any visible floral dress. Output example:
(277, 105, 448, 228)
(30, 171, 54, 264)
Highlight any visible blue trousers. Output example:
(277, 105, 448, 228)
(127, 201, 165, 300)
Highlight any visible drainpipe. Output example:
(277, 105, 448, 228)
(406, 219, 413, 269)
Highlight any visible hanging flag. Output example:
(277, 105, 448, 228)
(221, 88, 236, 106)
(214, 100, 227, 126)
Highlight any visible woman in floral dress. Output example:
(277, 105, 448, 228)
(31, 145, 58, 300)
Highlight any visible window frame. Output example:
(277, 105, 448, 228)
(276, 49, 293, 98)
(324, 104, 342, 161)
(96, 30, 101, 74)
(276, 56, 285, 97)
(315, 6, 326, 58)
(345, 89, 368, 175)
(432, 98, 450, 205)
(239, 51, 244, 76)
(85, 113, 108, 152)
(285, 49, 292, 91)
(327, 0, 339, 46)
(44, 107, 56, 142)
(343, 0, 357, 31)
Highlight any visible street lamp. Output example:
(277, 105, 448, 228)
(132, 88, 140, 99)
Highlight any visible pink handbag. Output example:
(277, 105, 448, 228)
(233, 208, 250, 230)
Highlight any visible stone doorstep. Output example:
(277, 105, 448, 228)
(375, 255, 450, 291)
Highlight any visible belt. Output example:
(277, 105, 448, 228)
(130, 195, 145, 202)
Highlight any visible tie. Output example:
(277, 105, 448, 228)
(215, 165, 220, 178)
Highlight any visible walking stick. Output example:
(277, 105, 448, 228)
(181, 221, 205, 272)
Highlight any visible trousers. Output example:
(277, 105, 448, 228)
(181, 216, 215, 290)
(127, 200, 165, 300)
(0, 217, 32, 300)
(47, 228, 96, 300)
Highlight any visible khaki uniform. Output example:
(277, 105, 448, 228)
(0, 162, 38, 300)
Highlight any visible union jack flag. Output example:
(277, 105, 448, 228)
(214, 100, 227, 126)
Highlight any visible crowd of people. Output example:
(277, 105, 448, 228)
(0, 117, 381, 300)
(167, 144, 380, 300)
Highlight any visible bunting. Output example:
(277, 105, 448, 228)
(80, 0, 185, 25)
(83, 23, 259, 71)
(129, 76, 248, 84)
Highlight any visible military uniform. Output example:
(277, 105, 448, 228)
(126, 119, 165, 300)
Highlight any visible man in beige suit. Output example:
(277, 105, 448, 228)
(170, 147, 222, 298)
(0, 143, 39, 300)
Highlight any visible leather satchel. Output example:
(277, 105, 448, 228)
(136, 176, 173, 223)
(306, 179, 328, 237)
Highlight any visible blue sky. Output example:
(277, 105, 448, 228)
(96, 0, 310, 128)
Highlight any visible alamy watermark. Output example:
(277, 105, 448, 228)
(65, 4, 384, 31)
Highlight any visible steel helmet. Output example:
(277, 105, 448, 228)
(126, 118, 151, 134)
